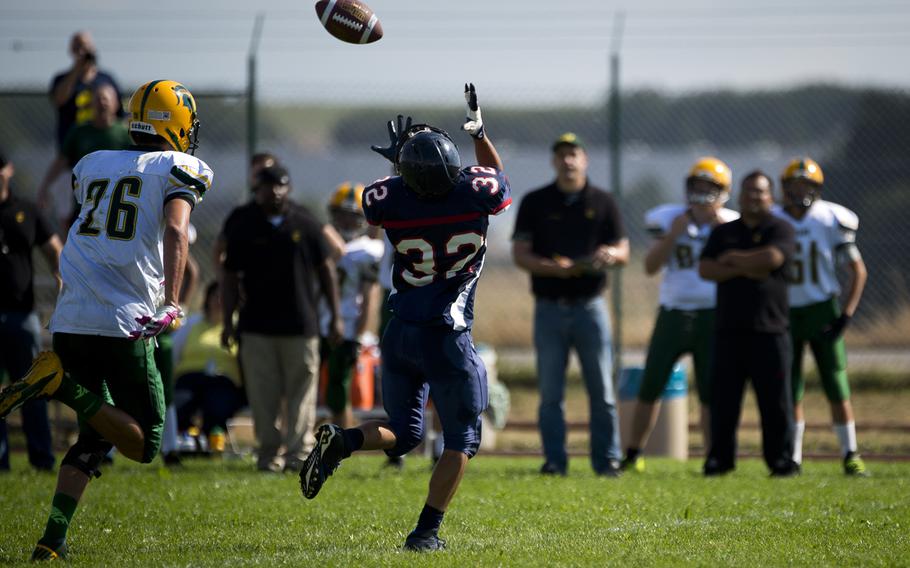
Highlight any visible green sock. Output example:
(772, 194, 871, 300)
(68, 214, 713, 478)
(39, 493, 78, 546)
(53, 375, 103, 420)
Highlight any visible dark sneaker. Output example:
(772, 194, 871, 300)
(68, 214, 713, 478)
(539, 462, 567, 476)
(597, 459, 623, 478)
(621, 455, 645, 473)
(385, 456, 404, 471)
(299, 424, 344, 499)
(0, 352, 63, 419)
(31, 541, 67, 561)
(404, 531, 447, 552)
(770, 462, 801, 477)
(844, 452, 870, 477)
(703, 458, 734, 477)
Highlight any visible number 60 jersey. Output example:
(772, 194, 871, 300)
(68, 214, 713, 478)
(50, 149, 213, 338)
(363, 166, 511, 331)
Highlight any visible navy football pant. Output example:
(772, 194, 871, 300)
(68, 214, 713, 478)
(380, 317, 488, 458)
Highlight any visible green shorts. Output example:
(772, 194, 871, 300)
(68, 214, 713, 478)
(639, 307, 714, 404)
(53, 333, 165, 463)
(320, 338, 360, 414)
(790, 298, 850, 404)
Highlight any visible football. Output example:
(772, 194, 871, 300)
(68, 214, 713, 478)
(315, 0, 383, 44)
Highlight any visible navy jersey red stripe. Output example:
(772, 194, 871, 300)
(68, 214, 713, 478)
(363, 166, 511, 329)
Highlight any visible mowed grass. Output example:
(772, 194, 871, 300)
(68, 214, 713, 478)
(0, 455, 907, 567)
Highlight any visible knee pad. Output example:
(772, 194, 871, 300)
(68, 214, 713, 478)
(62, 439, 113, 479)
(385, 424, 424, 458)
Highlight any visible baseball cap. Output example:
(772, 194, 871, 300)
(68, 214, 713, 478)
(254, 164, 291, 187)
(552, 132, 585, 152)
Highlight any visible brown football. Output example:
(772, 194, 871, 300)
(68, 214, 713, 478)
(315, 0, 383, 44)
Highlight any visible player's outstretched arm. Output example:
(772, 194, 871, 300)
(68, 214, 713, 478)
(462, 83, 504, 171)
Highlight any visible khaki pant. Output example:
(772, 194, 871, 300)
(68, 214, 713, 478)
(240, 333, 319, 470)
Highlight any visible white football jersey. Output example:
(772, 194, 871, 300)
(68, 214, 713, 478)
(645, 204, 740, 310)
(320, 235, 385, 341)
(772, 200, 858, 308)
(50, 149, 213, 337)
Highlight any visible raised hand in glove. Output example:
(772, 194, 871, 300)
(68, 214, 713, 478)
(461, 83, 485, 139)
(129, 304, 184, 340)
(370, 114, 412, 164)
(820, 313, 851, 341)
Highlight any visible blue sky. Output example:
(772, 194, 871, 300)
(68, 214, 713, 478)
(2, 0, 909, 104)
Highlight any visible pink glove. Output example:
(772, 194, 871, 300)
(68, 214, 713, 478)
(129, 305, 184, 340)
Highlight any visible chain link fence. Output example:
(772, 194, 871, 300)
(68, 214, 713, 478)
(2, 82, 909, 372)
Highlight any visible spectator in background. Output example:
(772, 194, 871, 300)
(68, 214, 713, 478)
(213, 153, 344, 284)
(220, 164, 342, 473)
(0, 151, 63, 471)
(172, 282, 243, 453)
(49, 31, 123, 150)
(621, 158, 739, 472)
(37, 83, 132, 228)
(699, 171, 799, 477)
(319, 182, 383, 428)
(512, 133, 629, 477)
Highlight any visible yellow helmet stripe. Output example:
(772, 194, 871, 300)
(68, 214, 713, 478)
(138, 80, 164, 121)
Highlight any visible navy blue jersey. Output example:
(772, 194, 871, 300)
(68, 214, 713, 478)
(363, 166, 512, 330)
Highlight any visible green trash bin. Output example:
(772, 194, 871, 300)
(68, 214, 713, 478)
(618, 365, 688, 460)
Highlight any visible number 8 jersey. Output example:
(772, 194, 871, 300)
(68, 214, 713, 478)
(362, 166, 511, 330)
(772, 200, 859, 308)
(50, 149, 213, 337)
(644, 203, 739, 311)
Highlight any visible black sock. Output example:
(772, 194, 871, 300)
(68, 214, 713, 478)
(413, 503, 445, 537)
(626, 448, 640, 461)
(341, 428, 364, 458)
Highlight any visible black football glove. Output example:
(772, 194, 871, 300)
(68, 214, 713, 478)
(461, 83, 485, 140)
(820, 313, 851, 341)
(370, 114, 412, 165)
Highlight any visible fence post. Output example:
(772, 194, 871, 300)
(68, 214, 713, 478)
(247, 12, 265, 169)
(609, 13, 625, 381)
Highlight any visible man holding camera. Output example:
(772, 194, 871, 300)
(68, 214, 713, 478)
(49, 31, 124, 150)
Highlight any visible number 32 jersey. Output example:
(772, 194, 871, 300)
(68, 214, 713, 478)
(772, 200, 859, 308)
(362, 166, 511, 330)
(50, 149, 213, 337)
(645, 203, 739, 310)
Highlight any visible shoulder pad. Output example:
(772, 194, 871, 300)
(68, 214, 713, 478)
(718, 207, 740, 223)
(822, 200, 859, 231)
(644, 203, 686, 234)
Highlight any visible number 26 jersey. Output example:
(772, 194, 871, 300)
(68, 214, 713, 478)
(50, 149, 213, 337)
(362, 166, 511, 330)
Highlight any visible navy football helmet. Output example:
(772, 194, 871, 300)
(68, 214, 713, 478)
(397, 126, 462, 198)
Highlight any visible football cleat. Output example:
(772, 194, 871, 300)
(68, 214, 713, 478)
(0, 351, 63, 420)
(621, 455, 646, 473)
(299, 424, 345, 499)
(844, 452, 870, 477)
(404, 531, 447, 552)
(30, 541, 67, 561)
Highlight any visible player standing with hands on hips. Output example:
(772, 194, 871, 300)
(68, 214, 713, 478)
(300, 84, 511, 552)
(0, 80, 212, 561)
(772, 158, 869, 475)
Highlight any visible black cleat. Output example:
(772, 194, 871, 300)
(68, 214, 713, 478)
(31, 540, 67, 561)
(299, 424, 344, 499)
(539, 461, 567, 476)
(703, 458, 734, 477)
(404, 531, 447, 552)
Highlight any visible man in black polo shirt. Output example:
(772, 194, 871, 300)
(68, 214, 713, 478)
(220, 165, 342, 472)
(699, 170, 799, 476)
(0, 151, 63, 471)
(512, 133, 629, 476)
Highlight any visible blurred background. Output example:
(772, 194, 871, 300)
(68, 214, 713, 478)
(2, 0, 909, 369)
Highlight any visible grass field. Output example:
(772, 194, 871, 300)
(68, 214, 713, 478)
(1, 454, 907, 566)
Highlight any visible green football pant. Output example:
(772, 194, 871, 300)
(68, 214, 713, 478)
(639, 307, 714, 404)
(789, 298, 850, 404)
